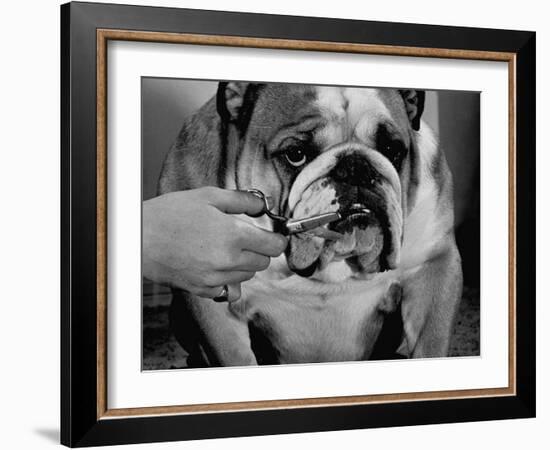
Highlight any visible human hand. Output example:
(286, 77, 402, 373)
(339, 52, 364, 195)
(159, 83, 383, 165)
(143, 187, 288, 301)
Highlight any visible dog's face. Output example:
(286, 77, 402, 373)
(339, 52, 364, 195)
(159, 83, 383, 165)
(220, 83, 424, 281)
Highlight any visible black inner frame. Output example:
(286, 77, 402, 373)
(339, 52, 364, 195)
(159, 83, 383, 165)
(61, 2, 536, 447)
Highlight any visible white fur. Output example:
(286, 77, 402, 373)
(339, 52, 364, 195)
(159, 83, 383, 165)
(400, 123, 451, 271)
(315, 87, 392, 148)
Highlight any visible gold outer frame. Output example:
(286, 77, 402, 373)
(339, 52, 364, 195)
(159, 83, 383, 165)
(96, 29, 517, 420)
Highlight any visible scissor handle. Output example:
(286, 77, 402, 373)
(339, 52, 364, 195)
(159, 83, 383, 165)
(246, 189, 287, 223)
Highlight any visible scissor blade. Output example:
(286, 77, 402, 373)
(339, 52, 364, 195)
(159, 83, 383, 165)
(285, 212, 342, 235)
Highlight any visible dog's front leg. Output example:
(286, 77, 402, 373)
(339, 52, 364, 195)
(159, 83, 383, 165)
(170, 291, 258, 367)
(399, 242, 463, 358)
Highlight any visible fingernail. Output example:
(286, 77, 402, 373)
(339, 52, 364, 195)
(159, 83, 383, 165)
(265, 196, 274, 210)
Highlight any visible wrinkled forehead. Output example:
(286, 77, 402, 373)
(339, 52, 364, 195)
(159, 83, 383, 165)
(315, 87, 410, 146)
(248, 85, 410, 147)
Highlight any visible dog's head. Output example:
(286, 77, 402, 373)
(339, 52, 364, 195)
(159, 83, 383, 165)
(216, 83, 425, 281)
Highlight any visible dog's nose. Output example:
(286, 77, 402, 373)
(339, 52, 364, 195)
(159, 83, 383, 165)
(331, 153, 375, 186)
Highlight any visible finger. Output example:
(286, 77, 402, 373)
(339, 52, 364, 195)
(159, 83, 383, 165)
(207, 187, 266, 216)
(204, 270, 256, 286)
(239, 224, 288, 257)
(226, 283, 242, 302)
(211, 283, 241, 303)
(230, 251, 270, 271)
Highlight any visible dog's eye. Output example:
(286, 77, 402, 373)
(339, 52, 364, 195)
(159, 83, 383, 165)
(382, 142, 404, 164)
(376, 129, 406, 169)
(284, 146, 308, 167)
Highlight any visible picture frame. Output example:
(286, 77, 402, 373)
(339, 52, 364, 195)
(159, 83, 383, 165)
(61, 1, 535, 447)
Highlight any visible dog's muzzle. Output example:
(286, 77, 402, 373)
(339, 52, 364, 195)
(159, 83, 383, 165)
(285, 144, 403, 278)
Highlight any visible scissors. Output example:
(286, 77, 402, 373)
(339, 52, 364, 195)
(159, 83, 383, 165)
(213, 189, 371, 302)
(246, 188, 344, 237)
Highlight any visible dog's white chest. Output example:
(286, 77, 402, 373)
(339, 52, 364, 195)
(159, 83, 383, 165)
(230, 274, 393, 364)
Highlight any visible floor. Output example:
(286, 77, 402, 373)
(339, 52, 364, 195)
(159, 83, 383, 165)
(142, 285, 480, 370)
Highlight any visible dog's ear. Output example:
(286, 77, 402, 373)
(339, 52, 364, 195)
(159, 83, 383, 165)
(158, 82, 262, 195)
(217, 82, 249, 121)
(217, 82, 262, 130)
(399, 89, 425, 131)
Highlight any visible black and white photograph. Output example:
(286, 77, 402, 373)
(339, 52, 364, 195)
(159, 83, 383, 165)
(142, 78, 480, 369)
(1, 0, 541, 446)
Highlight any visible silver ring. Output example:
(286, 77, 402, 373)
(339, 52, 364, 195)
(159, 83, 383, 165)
(213, 285, 229, 302)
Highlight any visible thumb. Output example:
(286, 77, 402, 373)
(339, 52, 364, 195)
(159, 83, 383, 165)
(208, 188, 269, 216)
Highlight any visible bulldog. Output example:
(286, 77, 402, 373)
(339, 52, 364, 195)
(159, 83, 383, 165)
(158, 82, 463, 366)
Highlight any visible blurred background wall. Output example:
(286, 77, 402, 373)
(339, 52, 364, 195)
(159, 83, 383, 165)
(142, 78, 480, 287)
